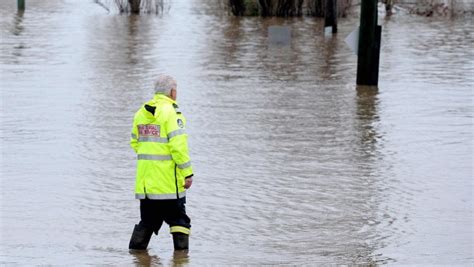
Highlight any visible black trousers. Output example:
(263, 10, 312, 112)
(139, 198, 191, 235)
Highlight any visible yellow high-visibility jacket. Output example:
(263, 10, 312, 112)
(130, 94, 193, 200)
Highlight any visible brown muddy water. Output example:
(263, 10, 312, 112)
(0, 0, 473, 265)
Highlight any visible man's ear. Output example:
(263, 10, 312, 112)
(170, 88, 177, 100)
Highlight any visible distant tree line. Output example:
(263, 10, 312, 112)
(228, 0, 353, 17)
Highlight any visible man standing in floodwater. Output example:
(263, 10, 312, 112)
(128, 74, 194, 251)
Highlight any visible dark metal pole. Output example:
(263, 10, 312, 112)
(18, 0, 25, 10)
(356, 0, 381, 87)
(324, 0, 337, 33)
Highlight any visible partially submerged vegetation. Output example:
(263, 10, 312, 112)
(93, 0, 473, 16)
(227, 0, 473, 17)
(398, 0, 474, 17)
(94, 0, 169, 14)
(228, 0, 354, 17)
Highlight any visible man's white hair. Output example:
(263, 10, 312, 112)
(154, 74, 177, 95)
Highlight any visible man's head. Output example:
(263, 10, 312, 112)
(154, 74, 177, 100)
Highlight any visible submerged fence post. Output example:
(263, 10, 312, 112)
(385, 0, 393, 16)
(356, 0, 381, 87)
(18, 0, 25, 10)
(324, 0, 338, 33)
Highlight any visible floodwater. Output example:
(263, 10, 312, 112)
(0, 0, 473, 265)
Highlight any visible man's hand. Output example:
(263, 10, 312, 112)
(184, 177, 193, 189)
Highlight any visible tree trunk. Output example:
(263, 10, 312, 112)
(229, 0, 246, 16)
(276, 0, 303, 16)
(129, 0, 141, 14)
(259, 0, 274, 16)
(297, 0, 304, 16)
(337, 0, 351, 17)
(309, 0, 325, 17)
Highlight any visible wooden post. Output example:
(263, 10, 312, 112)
(356, 0, 381, 87)
(385, 0, 393, 16)
(18, 0, 25, 10)
(324, 0, 337, 33)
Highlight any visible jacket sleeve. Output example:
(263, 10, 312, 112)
(166, 110, 193, 178)
(130, 115, 139, 153)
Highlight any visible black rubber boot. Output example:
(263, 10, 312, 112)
(172, 233, 189, 250)
(129, 224, 153, 250)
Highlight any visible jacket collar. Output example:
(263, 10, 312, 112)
(153, 94, 177, 105)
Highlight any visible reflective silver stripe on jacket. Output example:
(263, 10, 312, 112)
(131, 133, 137, 139)
(168, 129, 186, 139)
(135, 194, 146, 199)
(135, 191, 186, 200)
(137, 154, 173, 161)
(138, 136, 168, 143)
(177, 161, 191, 169)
